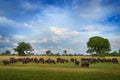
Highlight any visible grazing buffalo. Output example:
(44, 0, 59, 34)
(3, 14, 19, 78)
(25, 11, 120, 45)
(2, 60, 10, 65)
(75, 61, 79, 66)
(56, 58, 65, 63)
(45, 58, 56, 64)
(81, 61, 89, 68)
(33, 58, 39, 63)
(70, 58, 77, 62)
(22, 58, 29, 64)
(111, 58, 119, 64)
(10, 57, 17, 64)
(39, 58, 44, 64)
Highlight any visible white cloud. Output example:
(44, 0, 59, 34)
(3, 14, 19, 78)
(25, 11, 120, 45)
(21, 1, 39, 10)
(78, 0, 110, 21)
(5, 38, 10, 43)
(13, 43, 18, 47)
(0, 35, 10, 43)
(13, 35, 26, 40)
(0, 34, 2, 39)
(82, 24, 117, 32)
(72, 39, 83, 44)
(82, 25, 95, 31)
(68, 31, 80, 36)
(30, 40, 39, 44)
(109, 37, 120, 51)
(0, 16, 15, 24)
(51, 36, 59, 43)
(24, 23, 33, 27)
(40, 38, 48, 43)
(0, 16, 33, 29)
(49, 27, 67, 35)
(28, 38, 48, 44)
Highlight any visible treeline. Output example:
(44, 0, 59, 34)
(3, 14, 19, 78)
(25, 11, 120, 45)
(0, 49, 120, 56)
(0, 50, 84, 56)
(91, 51, 120, 57)
(37, 53, 84, 56)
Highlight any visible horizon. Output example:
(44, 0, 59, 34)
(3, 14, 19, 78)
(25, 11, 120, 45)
(0, 0, 120, 54)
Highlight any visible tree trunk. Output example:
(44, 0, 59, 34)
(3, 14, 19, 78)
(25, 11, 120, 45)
(18, 51, 25, 56)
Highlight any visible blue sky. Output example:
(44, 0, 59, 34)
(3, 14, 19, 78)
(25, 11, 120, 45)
(0, 0, 120, 54)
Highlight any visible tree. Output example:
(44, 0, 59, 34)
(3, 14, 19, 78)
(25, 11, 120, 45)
(87, 36, 111, 56)
(46, 50, 52, 56)
(109, 51, 119, 56)
(63, 50, 67, 56)
(5, 50, 11, 55)
(14, 42, 33, 56)
(56, 53, 60, 56)
(119, 49, 120, 54)
(1, 50, 11, 55)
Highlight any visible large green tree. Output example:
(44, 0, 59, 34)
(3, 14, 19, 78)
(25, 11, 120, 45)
(87, 36, 111, 56)
(14, 42, 33, 56)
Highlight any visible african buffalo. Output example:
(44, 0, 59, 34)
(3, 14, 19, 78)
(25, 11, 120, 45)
(81, 61, 89, 68)
(112, 58, 119, 64)
(75, 61, 79, 66)
(2, 60, 10, 65)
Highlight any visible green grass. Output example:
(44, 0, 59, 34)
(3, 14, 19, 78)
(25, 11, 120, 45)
(0, 56, 120, 80)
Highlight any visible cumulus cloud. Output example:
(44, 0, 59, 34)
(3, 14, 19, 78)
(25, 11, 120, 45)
(0, 35, 10, 43)
(21, 1, 39, 10)
(13, 35, 26, 40)
(0, 16, 34, 29)
(40, 38, 48, 43)
(49, 27, 66, 35)
(51, 36, 59, 43)
(23, 23, 33, 27)
(81, 24, 117, 32)
(0, 16, 15, 24)
(68, 31, 80, 36)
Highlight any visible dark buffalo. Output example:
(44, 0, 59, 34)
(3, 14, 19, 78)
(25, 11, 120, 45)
(33, 58, 39, 63)
(56, 58, 65, 63)
(22, 58, 29, 64)
(39, 58, 44, 64)
(45, 58, 56, 64)
(111, 58, 119, 64)
(75, 61, 79, 66)
(81, 61, 89, 68)
(70, 58, 74, 62)
(10, 57, 17, 64)
(2, 60, 10, 65)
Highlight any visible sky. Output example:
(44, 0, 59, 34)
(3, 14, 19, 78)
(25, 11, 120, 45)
(0, 0, 120, 54)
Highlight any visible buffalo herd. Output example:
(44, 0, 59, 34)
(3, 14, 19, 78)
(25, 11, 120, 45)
(2, 57, 119, 68)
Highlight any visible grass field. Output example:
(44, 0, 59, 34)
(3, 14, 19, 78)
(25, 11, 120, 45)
(0, 56, 120, 80)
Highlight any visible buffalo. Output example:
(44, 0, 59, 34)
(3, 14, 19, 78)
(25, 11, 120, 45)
(111, 58, 119, 64)
(81, 61, 89, 68)
(75, 60, 79, 66)
(2, 60, 10, 65)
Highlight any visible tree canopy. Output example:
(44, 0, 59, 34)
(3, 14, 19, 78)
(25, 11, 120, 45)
(46, 50, 52, 56)
(87, 36, 111, 56)
(14, 42, 33, 56)
(63, 50, 67, 56)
